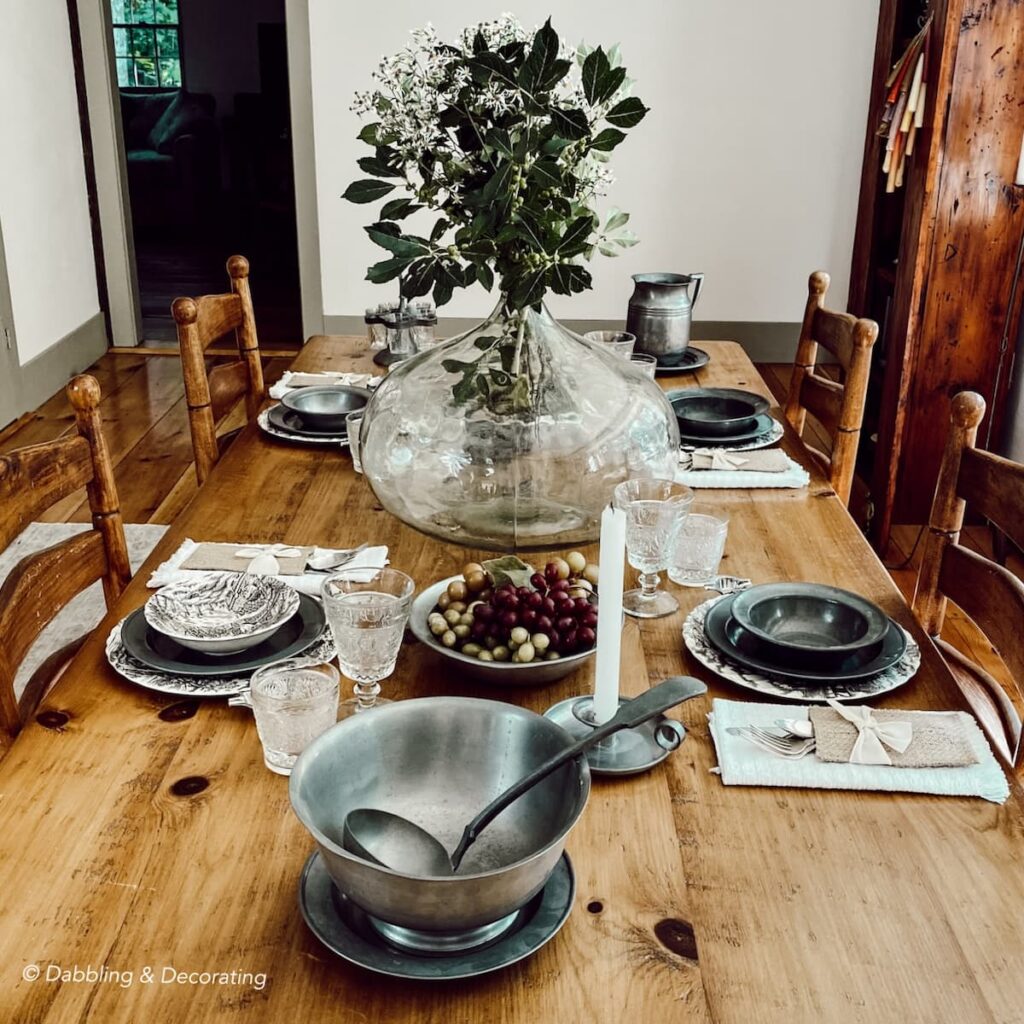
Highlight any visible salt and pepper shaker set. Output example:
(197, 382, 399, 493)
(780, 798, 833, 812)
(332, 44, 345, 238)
(365, 299, 438, 367)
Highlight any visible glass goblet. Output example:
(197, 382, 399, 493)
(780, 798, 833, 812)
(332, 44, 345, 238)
(321, 567, 415, 717)
(613, 478, 694, 618)
(584, 330, 636, 359)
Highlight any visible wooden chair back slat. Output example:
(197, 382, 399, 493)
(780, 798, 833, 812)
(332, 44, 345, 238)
(208, 362, 253, 424)
(810, 306, 858, 368)
(193, 294, 243, 349)
(172, 255, 265, 485)
(0, 532, 108, 684)
(0, 438, 94, 550)
(797, 372, 844, 438)
(958, 447, 1024, 555)
(783, 271, 879, 506)
(0, 375, 131, 754)
(912, 391, 1024, 768)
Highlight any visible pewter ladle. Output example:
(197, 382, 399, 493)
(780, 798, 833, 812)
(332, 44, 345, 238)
(342, 676, 707, 876)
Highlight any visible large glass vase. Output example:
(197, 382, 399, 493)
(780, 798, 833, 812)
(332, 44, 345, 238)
(359, 299, 680, 552)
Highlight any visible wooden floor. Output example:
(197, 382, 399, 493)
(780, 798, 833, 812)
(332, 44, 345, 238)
(2, 350, 1019, 733)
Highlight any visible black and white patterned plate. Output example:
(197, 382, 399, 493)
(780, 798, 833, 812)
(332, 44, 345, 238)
(258, 408, 348, 446)
(105, 621, 337, 697)
(682, 597, 920, 703)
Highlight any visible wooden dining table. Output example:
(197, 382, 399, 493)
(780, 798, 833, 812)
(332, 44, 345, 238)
(1, 336, 1022, 1024)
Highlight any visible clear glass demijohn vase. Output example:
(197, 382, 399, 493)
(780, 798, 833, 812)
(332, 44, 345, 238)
(358, 298, 680, 552)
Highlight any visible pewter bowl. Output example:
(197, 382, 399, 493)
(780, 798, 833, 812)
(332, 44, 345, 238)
(670, 387, 770, 437)
(730, 582, 889, 656)
(409, 577, 596, 687)
(144, 571, 299, 655)
(289, 697, 590, 937)
(280, 385, 370, 432)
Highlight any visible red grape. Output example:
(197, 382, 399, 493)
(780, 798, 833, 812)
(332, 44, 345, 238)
(475, 604, 494, 622)
(556, 616, 575, 633)
(536, 615, 553, 633)
(541, 597, 557, 615)
(561, 629, 578, 652)
(524, 591, 543, 608)
(471, 622, 488, 639)
(544, 563, 560, 582)
(581, 611, 598, 629)
(516, 586, 533, 599)
(552, 590, 572, 605)
(499, 610, 518, 630)
(521, 609, 538, 628)
(577, 626, 596, 647)
(548, 630, 562, 651)
(573, 597, 590, 613)
(530, 573, 547, 591)
(551, 579, 570, 592)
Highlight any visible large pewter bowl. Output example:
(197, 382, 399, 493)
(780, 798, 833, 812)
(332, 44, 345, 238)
(289, 697, 590, 933)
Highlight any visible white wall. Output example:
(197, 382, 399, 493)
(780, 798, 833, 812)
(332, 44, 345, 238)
(308, 0, 878, 325)
(0, 0, 100, 363)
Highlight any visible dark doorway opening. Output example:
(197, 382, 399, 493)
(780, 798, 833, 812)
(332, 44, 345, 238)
(113, 0, 301, 345)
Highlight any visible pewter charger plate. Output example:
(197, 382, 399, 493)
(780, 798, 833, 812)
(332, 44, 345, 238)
(120, 594, 325, 677)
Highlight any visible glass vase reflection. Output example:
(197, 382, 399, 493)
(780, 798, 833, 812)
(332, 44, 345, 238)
(359, 299, 679, 552)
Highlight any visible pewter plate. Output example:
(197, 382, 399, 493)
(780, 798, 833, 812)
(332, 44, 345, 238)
(679, 417, 784, 453)
(298, 850, 575, 980)
(669, 387, 771, 437)
(653, 346, 711, 376)
(267, 403, 350, 439)
(280, 384, 369, 432)
(121, 594, 326, 677)
(704, 593, 907, 681)
(676, 413, 778, 447)
(105, 616, 336, 698)
(145, 571, 299, 643)
(683, 597, 920, 703)
(258, 407, 348, 446)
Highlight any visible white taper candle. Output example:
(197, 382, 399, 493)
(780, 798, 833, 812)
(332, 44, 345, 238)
(593, 504, 626, 724)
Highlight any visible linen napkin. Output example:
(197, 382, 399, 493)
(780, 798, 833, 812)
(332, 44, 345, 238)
(707, 698, 1009, 803)
(148, 538, 389, 596)
(179, 541, 313, 576)
(676, 448, 810, 489)
(268, 370, 381, 400)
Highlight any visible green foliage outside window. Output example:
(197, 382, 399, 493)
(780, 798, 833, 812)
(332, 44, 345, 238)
(112, 0, 182, 89)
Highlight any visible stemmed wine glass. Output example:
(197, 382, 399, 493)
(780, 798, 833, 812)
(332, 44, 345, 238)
(321, 567, 414, 717)
(613, 479, 694, 618)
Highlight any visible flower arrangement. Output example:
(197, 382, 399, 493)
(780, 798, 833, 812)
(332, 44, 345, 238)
(345, 14, 648, 315)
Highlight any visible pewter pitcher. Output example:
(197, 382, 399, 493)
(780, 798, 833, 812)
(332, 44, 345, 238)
(627, 273, 704, 356)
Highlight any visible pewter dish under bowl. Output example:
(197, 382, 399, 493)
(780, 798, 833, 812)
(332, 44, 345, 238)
(289, 697, 590, 934)
(409, 577, 596, 686)
(144, 571, 299, 654)
(669, 387, 770, 437)
(280, 385, 370, 432)
(731, 582, 889, 655)
(703, 594, 906, 682)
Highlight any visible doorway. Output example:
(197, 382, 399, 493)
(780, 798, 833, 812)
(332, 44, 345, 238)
(109, 0, 302, 344)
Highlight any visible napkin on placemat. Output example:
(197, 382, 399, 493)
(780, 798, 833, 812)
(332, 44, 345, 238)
(148, 538, 389, 596)
(676, 449, 810, 489)
(809, 705, 978, 768)
(707, 698, 1009, 803)
(180, 542, 313, 576)
(268, 371, 380, 400)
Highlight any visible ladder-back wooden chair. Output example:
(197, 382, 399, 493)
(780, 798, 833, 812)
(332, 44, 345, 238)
(171, 254, 265, 485)
(912, 391, 1024, 768)
(783, 271, 879, 506)
(0, 375, 131, 756)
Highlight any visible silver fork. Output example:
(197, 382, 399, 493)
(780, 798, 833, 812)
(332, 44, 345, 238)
(726, 726, 816, 759)
(705, 575, 752, 595)
(307, 542, 370, 572)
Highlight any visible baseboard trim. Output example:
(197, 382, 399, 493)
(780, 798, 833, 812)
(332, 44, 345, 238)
(321, 316, 800, 363)
(16, 312, 108, 412)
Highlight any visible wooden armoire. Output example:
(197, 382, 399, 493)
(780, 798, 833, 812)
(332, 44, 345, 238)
(848, 0, 1024, 551)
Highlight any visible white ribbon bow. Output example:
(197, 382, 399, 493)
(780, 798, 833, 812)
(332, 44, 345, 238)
(826, 699, 913, 765)
(694, 448, 749, 471)
(234, 544, 302, 559)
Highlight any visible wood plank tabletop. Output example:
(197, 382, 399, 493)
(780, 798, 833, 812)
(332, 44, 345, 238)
(1, 337, 1021, 1024)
